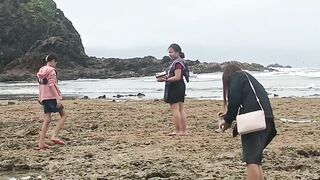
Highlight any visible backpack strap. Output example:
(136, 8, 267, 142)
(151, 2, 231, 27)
(168, 59, 190, 82)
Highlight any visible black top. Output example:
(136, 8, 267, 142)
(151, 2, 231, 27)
(224, 71, 274, 124)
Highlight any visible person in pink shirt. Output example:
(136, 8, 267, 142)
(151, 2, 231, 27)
(35, 53, 67, 150)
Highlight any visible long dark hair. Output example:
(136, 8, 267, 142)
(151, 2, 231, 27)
(168, 43, 185, 58)
(222, 64, 242, 107)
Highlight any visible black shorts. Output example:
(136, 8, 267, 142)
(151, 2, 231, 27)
(42, 99, 64, 114)
(164, 81, 186, 104)
(241, 118, 277, 165)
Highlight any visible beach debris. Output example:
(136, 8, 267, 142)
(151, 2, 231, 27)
(21, 176, 32, 180)
(0, 160, 14, 171)
(145, 170, 173, 179)
(297, 149, 320, 158)
(112, 93, 146, 98)
(90, 123, 98, 130)
(7, 101, 15, 105)
(84, 153, 94, 159)
(280, 118, 317, 123)
(16, 125, 39, 137)
(97, 177, 108, 180)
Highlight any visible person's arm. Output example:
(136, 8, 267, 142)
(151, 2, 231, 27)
(166, 63, 183, 82)
(48, 70, 62, 107)
(224, 74, 244, 124)
(166, 69, 182, 82)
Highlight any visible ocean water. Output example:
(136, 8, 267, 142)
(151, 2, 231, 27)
(0, 68, 319, 100)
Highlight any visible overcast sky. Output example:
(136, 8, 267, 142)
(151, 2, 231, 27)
(54, 0, 320, 67)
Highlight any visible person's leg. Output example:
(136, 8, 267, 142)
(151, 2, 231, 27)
(259, 165, 265, 180)
(38, 113, 51, 148)
(247, 164, 261, 180)
(178, 102, 187, 135)
(51, 110, 67, 141)
(170, 103, 181, 135)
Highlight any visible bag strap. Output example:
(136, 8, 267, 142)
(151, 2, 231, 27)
(243, 72, 264, 111)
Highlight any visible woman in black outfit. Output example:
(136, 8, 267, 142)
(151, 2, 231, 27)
(157, 44, 188, 136)
(219, 64, 277, 180)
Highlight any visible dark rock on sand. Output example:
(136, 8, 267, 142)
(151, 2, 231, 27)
(98, 95, 106, 99)
(82, 96, 89, 100)
(114, 94, 124, 98)
(137, 93, 145, 97)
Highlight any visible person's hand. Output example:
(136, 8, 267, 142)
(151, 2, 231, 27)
(218, 111, 226, 118)
(157, 75, 167, 82)
(220, 121, 231, 131)
(56, 99, 62, 108)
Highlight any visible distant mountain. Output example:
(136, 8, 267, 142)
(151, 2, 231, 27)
(0, 0, 87, 81)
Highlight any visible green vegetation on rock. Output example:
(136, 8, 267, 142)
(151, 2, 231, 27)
(18, 0, 57, 24)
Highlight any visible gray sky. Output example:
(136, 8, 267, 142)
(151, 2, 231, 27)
(54, 0, 320, 67)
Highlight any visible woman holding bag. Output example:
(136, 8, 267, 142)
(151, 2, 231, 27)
(219, 64, 277, 180)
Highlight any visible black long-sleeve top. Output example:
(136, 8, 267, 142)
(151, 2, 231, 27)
(224, 71, 274, 124)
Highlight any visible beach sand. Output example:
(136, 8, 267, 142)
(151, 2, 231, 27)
(0, 98, 319, 179)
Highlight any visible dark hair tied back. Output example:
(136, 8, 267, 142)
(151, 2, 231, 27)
(169, 43, 185, 58)
(44, 53, 58, 62)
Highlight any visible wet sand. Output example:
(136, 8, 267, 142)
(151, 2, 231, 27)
(0, 98, 319, 179)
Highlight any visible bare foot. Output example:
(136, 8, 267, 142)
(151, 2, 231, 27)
(168, 132, 178, 136)
(178, 132, 188, 136)
(51, 137, 65, 145)
(37, 143, 51, 149)
(35, 144, 51, 151)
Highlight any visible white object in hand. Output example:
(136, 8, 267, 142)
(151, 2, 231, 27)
(155, 71, 167, 78)
(218, 119, 225, 130)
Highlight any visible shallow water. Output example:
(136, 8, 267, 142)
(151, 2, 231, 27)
(0, 68, 319, 100)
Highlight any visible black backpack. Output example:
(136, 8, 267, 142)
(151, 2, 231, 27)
(183, 61, 190, 83)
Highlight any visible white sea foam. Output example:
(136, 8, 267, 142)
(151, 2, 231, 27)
(0, 68, 319, 100)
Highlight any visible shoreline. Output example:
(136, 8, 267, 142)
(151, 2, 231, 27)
(1, 93, 320, 101)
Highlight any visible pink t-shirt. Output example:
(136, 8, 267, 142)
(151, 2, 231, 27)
(37, 65, 62, 102)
